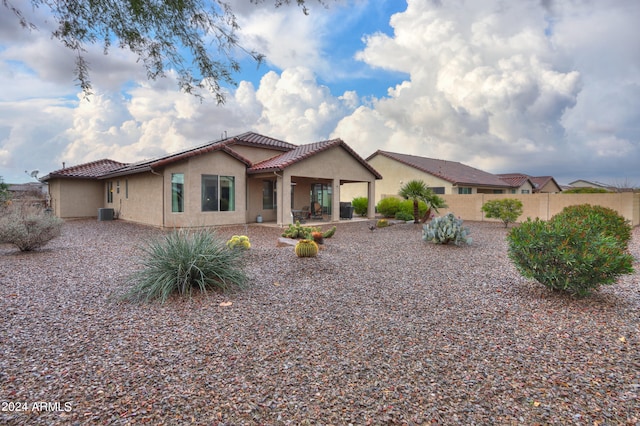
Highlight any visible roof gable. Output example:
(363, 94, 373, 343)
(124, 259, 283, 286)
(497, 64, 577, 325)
(372, 151, 510, 188)
(248, 139, 382, 179)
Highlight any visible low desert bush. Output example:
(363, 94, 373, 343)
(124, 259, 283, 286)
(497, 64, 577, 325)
(122, 228, 248, 303)
(551, 204, 631, 249)
(351, 197, 368, 216)
(376, 197, 401, 218)
(398, 199, 427, 220)
(0, 204, 63, 251)
(507, 205, 634, 296)
(422, 213, 472, 246)
(481, 198, 523, 228)
(395, 210, 414, 221)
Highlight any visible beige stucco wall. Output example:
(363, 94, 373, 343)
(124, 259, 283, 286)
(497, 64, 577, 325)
(104, 173, 164, 227)
(438, 192, 640, 226)
(48, 178, 104, 218)
(162, 151, 248, 228)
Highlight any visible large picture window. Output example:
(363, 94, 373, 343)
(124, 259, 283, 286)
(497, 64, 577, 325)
(171, 173, 184, 213)
(262, 180, 276, 210)
(202, 175, 235, 212)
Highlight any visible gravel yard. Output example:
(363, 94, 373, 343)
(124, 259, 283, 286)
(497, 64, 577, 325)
(1, 218, 639, 425)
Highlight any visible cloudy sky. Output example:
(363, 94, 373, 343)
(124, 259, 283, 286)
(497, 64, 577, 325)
(1, 0, 639, 186)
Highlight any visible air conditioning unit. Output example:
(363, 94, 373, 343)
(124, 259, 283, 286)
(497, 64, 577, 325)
(98, 208, 114, 221)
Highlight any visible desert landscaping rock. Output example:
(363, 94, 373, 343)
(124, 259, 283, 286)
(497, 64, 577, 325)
(1, 219, 638, 425)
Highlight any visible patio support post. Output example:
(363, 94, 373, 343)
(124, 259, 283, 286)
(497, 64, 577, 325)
(367, 180, 376, 219)
(331, 179, 339, 222)
(278, 172, 293, 226)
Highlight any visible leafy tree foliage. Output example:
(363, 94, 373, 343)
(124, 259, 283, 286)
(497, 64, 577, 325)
(6, 0, 325, 102)
(481, 198, 523, 227)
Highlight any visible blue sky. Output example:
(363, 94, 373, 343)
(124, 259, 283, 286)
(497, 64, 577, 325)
(1, 0, 639, 187)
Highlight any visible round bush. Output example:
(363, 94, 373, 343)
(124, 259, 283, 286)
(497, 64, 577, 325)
(376, 197, 401, 218)
(351, 197, 368, 216)
(395, 210, 414, 221)
(507, 217, 634, 296)
(398, 199, 427, 219)
(551, 204, 631, 249)
(0, 204, 63, 251)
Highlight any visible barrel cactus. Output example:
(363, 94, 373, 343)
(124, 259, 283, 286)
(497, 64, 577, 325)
(295, 239, 319, 257)
(422, 213, 472, 246)
(226, 235, 251, 250)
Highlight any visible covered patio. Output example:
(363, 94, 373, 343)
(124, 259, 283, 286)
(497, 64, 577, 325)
(245, 139, 381, 226)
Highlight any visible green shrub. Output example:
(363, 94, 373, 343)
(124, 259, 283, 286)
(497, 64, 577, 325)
(0, 204, 63, 251)
(507, 214, 634, 296)
(395, 210, 414, 221)
(352, 197, 368, 216)
(563, 187, 609, 193)
(376, 197, 402, 218)
(398, 199, 427, 219)
(122, 228, 248, 303)
(551, 204, 631, 249)
(481, 198, 523, 227)
(422, 213, 472, 246)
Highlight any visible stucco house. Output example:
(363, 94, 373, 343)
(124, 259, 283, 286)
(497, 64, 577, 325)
(41, 132, 381, 227)
(497, 173, 562, 193)
(341, 150, 513, 205)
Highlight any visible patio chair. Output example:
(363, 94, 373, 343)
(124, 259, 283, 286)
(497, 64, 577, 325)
(311, 202, 323, 219)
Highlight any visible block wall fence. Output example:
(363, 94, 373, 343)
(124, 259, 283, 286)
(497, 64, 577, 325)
(436, 192, 640, 227)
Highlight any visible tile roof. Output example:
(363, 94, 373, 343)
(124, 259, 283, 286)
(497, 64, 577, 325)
(497, 173, 532, 187)
(41, 132, 382, 181)
(372, 151, 511, 188)
(41, 159, 128, 181)
(248, 139, 382, 179)
(99, 132, 288, 178)
(498, 173, 562, 192)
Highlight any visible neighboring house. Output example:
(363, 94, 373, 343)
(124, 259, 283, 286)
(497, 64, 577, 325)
(342, 150, 513, 205)
(40, 132, 381, 227)
(8, 182, 48, 198)
(568, 179, 635, 193)
(497, 173, 562, 193)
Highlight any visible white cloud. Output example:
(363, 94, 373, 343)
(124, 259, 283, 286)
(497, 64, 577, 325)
(1, 0, 639, 186)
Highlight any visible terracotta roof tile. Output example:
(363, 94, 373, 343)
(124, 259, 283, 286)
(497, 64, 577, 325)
(497, 173, 531, 187)
(373, 151, 510, 188)
(248, 139, 382, 179)
(41, 159, 127, 180)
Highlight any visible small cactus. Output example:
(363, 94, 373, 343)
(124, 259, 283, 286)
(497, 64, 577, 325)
(295, 239, 319, 257)
(322, 226, 336, 238)
(226, 235, 251, 250)
(376, 219, 389, 228)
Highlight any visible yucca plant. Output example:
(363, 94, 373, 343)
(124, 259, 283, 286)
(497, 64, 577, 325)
(122, 228, 248, 303)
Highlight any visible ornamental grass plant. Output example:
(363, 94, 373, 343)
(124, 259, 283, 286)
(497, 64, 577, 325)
(122, 228, 248, 303)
